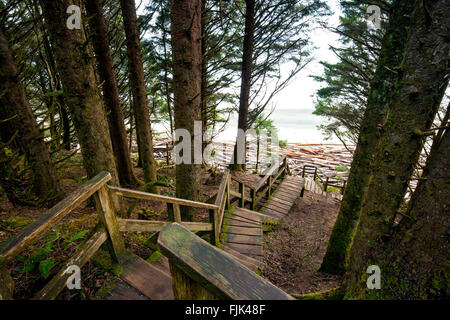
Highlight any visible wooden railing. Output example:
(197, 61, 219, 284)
(0, 172, 117, 300)
(108, 185, 219, 243)
(230, 155, 289, 210)
(0, 170, 226, 300)
(301, 164, 347, 194)
(158, 223, 294, 300)
(212, 169, 231, 245)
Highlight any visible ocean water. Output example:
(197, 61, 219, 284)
(217, 108, 339, 144)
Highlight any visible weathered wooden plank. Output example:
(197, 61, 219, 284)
(94, 186, 125, 260)
(34, 229, 108, 300)
(265, 200, 291, 211)
(278, 183, 301, 192)
(237, 208, 280, 222)
(261, 203, 286, 215)
(158, 223, 293, 300)
(225, 226, 262, 237)
(260, 208, 285, 220)
(0, 172, 111, 261)
(225, 234, 262, 246)
(271, 192, 297, 203)
(120, 251, 174, 300)
(105, 280, 149, 300)
(231, 210, 261, 224)
(224, 242, 262, 257)
(270, 196, 294, 207)
(118, 219, 213, 232)
(228, 214, 261, 227)
(221, 246, 265, 270)
(109, 186, 219, 210)
(226, 217, 260, 228)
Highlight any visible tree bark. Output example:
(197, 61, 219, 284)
(120, 0, 158, 191)
(344, 0, 450, 295)
(171, 0, 202, 220)
(0, 30, 62, 204)
(230, 0, 255, 171)
(346, 124, 450, 299)
(321, 0, 416, 274)
(40, 0, 119, 185)
(85, 0, 136, 186)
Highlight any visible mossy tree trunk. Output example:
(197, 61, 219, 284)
(85, 0, 136, 186)
(0, 30, 62, 204)
(344, 0, 450, 296)
(120, 0, 158, 192)
(230, 0, 255, 172)
(346, 122, 450, 299)
(320, 0, 416, 274)
(40, 0, 119, 186)
(171, 0, 202, 220)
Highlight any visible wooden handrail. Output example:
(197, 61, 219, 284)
(254, 155, 287, 191)
(158, 223, 294, 300)
(0, 171, 112, 262)
(108, 185, 219, 210)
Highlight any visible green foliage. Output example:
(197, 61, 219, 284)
(147, 251, 163, 264)
(335, 165, 348, 172)
(313, 1, 387, 144)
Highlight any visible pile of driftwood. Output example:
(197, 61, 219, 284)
(280, 143, 354, 181)
(151, 139, 354, 187)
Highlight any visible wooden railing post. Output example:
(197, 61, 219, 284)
(267, 176, 272, 198)
(250, 189, 256, 210)
(226, 175, 230, 209)
(239, 182, 245, 208)
(313, 167, 317, 181)
(302, 165, 306, 178)
(209, 208, 217, 246)
(324, 177, 329, 192)
(166, 143, 170, 165)
(94, 186, 125, 262)
(342, 180, 347, 195)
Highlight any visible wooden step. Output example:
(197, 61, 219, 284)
(105, 280, 149, 300)
(119, 251, 174, 300)
(221, 246, 265, 270)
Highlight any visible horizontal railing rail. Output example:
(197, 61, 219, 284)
(0, 171, 123, 300)
(301, 164, 347, 194)
(158, 223, 294, 300)
(230, 155, 289, 210)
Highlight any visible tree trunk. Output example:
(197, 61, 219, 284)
(346, 124, 450, 299)
(230, 0, 255, 171)
(85, 0, 136, 186)
(0, 30, 62, 204)
(320, 0, 416, 274)
(171, 0, 202, 220)
(344, 0, 450, 295)
(40, 0, 119, 185)
(119, 0, 158, 192)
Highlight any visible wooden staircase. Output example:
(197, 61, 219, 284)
(0, 155, 303, 300)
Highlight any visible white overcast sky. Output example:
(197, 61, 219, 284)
(140, 0, 343, 143)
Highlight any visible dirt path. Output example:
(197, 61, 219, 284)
(262, 190, 343, 296)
